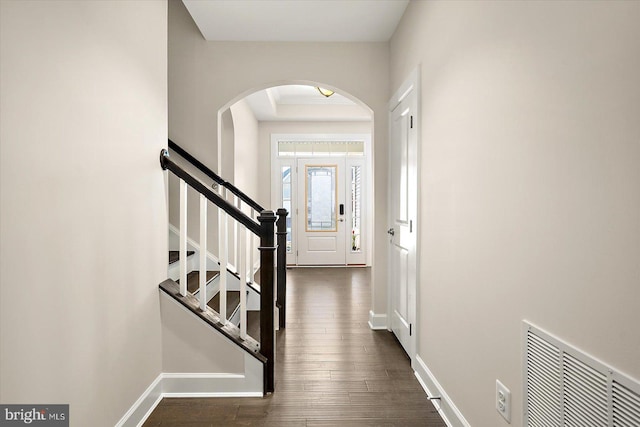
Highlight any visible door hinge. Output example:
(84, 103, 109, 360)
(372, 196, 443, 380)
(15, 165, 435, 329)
(410, 115, 414, 129)
(410, 220, 413, 233)
(296, 250, 298, 256)
(410, 324, 412, 336)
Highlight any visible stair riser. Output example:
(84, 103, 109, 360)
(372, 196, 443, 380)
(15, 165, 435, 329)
(168, 255, 198, 281)
(229, 306, 241, 326)
(226, 303, 261, 336)
(220, 270, 261, 311)
(192, 275, 220, 303)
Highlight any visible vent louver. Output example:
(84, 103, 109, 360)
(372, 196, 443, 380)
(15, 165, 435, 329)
(524, 322, 640, 427)
(613, 380, 640, 427)
(563, 354, 608, 426)
(526, 332, 562, 427)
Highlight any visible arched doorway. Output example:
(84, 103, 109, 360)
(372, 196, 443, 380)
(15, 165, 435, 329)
(218, 83, 374, 267)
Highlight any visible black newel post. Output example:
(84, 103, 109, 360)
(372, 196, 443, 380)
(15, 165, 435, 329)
(276, 208, 288, 329)
(258, 210, 276, 393)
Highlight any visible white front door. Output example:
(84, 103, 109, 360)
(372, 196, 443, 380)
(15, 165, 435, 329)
(296, 158, 346, 265)
(388, 72, 419, 358)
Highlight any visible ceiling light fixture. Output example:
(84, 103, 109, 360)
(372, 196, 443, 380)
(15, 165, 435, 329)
(316, 87, 335, 98)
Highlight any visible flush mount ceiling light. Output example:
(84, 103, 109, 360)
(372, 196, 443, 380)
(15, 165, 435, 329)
(316, 87, 335, 98)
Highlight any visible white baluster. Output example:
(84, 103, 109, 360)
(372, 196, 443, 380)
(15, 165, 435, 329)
(199, 194, 207, 311)
(249, 208, 255, 284)
(218, 196, 228, 324)
(179, 179, 188, 296)
(239, 225, 247, 340)
(235, 196, 241, 272)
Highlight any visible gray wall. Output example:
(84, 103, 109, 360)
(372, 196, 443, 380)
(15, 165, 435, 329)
(230, 99, 260, 204)
(168, 0, 390, 314)
(390, 1, 640, 425)
(0, 1, 167, 425)
(161, 295, 245, 373)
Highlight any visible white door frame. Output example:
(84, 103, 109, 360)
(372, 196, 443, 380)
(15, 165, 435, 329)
(387, 67, 420, 364)
(271, 133, 372, 266)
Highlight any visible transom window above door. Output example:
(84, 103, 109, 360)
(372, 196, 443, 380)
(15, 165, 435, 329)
(278, 141, 364, 157)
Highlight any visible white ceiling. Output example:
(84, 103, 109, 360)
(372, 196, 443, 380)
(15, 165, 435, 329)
(243, 85, 371, 122)
(182, 0, 409, 42)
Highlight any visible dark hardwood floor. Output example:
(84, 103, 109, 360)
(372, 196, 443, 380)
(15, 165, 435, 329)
(144, 267, 446, 427)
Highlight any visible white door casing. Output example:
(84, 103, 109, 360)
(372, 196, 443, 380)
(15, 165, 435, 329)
(388, 68, 419, 360)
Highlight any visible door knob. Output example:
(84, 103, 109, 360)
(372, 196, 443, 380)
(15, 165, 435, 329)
(387, 228, 395, 236)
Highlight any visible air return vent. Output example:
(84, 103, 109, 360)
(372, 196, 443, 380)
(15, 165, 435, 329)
(613, 377, 640, 427)
(524, 322, 640, 427)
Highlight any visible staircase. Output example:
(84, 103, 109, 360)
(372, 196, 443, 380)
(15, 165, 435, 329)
(166, 249, 261, 342)
(159, 140, 287, 395)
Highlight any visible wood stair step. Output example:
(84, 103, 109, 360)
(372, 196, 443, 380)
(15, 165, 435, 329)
(208, 291, 241, 319)
(245, 311, 260, 341)
(176, 270, 219, 294)
(169, 250, 195, 264)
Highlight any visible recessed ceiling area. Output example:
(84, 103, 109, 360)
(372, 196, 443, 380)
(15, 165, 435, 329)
(243, 85, 371, 122)
(182, 0, 409, 42)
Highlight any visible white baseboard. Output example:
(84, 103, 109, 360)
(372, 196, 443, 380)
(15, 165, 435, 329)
(161, 370, 263, 397)
(414, 354, 471, 427)
(115, 374, 163, 427)
(117, 352, 263, 426)
(368, 310, 388, 330)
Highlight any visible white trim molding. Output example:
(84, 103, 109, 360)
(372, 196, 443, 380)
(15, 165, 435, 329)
(162, 370, 263, 398)
(368, 310, 388, 330)
(116, 360, 263, 427)
(115, 374, 163, 427)
(414, 354, 471, 427)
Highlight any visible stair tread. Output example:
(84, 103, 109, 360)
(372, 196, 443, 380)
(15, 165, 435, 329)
(208, 290, 241, 319)
(176, 270, 219, 294)
(245, 311, 261, 341)
(168, 250, 195, 264)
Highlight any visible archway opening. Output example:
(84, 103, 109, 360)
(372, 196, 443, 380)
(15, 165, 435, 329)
(219, 83, 374, 267)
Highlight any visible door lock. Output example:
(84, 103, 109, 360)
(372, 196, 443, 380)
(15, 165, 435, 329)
(387, 228, 395, 236)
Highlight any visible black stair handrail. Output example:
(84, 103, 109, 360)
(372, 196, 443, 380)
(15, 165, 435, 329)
(161, 149, 260, 235)
(168, 139, 264, 213)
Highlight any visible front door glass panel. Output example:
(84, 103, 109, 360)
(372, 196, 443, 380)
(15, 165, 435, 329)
(281, 166, 292, 252)
(350, 165, 362, 252)
(305, 165, 337, 232)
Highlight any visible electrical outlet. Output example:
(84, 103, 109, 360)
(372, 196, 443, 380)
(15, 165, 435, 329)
(496, 380, 511, 423)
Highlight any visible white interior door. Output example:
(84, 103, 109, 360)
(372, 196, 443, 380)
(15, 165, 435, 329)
(297, 158, 346, 265)
(388, 75, 418, 358)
